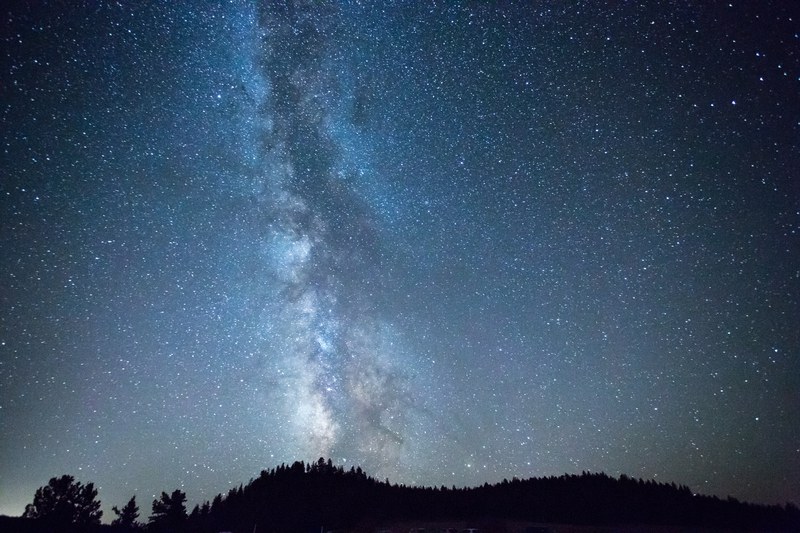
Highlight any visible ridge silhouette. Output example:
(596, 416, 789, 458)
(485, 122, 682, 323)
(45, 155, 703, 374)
(6, 458, 799, 532)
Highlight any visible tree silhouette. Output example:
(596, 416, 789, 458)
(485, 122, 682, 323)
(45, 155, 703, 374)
(149, 489, 187, 531)
(173, 459, 800, 532)
(22, 475, 102, 527)
(14, 461, 800, 532)
(112, 495, 140, 528)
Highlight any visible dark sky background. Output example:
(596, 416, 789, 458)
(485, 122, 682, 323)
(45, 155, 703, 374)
(1, 0, 799, 520)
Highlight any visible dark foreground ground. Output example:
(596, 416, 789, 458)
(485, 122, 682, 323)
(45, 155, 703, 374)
(1, 515, 795, 533)
(347, 519, 795, 533)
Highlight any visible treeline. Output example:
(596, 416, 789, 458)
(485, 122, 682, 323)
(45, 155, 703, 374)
(5, 458, 799, 532)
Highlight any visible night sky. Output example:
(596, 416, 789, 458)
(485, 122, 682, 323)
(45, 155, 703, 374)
(2, 0, 799, 520)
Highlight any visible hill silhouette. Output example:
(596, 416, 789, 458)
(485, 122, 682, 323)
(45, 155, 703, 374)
(4, 458, 799, 532)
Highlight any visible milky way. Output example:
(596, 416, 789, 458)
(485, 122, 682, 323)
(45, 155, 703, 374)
(248, 2, 419, 466)
(1, 0, 798, 519)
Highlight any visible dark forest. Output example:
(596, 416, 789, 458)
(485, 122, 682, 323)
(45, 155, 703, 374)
(4, 458, 799, 532)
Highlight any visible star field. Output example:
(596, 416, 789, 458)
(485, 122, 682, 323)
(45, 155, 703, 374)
(1, 0, 798, 520)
